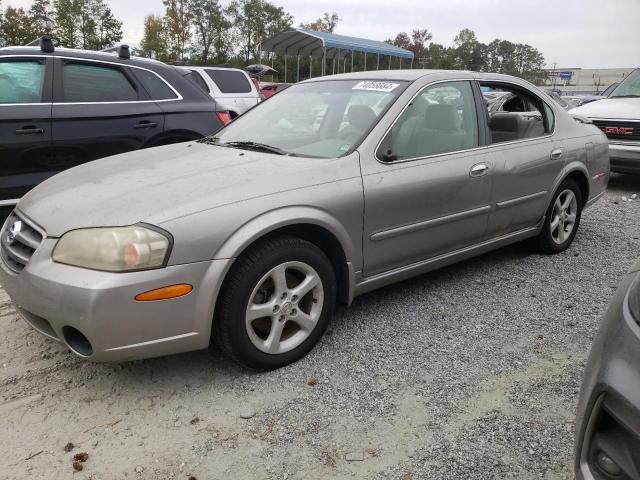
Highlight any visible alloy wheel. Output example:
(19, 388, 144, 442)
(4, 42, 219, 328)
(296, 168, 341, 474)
(245, 261, 324, 354)
(551, 189, 578, 245)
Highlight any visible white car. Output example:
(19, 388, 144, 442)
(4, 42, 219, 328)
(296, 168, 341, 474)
(186, 66, 261, 118)
(570, 68, 640, 174)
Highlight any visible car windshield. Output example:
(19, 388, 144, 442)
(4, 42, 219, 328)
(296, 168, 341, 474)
(202, 79, 408, 158)
(609, 69, 640, 98)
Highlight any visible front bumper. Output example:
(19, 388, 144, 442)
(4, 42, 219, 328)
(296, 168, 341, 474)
(609, 142, 640, 174)
(0, 237, 233, 361)
(575, 266, 640, 479)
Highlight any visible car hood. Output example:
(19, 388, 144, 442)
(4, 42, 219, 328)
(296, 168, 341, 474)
(569, 97, 640, 120)
(19, 142, 347, 237)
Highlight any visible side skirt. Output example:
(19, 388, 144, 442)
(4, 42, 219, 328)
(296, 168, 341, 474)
(353, 219, 544, 298)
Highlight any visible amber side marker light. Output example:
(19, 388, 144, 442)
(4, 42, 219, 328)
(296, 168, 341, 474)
(135, 284, 193, 302)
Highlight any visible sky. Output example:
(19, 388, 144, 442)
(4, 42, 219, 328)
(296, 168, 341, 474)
(7, 0, 640, 69)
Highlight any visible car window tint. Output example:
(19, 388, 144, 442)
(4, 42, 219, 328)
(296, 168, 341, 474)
(380, 81, 478, 161)
(134, 68, 178, 100)
(205, 69, 252, 94)
(189, 71, 210, 93)
(0, 59, 45, 104)
(482, 85, 550, 144)
(62, 63, 137, 102)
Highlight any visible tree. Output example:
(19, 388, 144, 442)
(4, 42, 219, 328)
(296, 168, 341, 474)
(0, 1, 5, 47)
(163, 0, 193, 62)
(90, 0, 122, 50)
(0, 6, 35, 46)
(388, 29, 432, 67)
(54, 0, 80, 47)
(227, 0, 293, 63)
(140, 14, 168, 60)
(29, 0, 54, 37)
(300, 12, 340, 33)
(452, 28, 484, 70)
(191, 0, 230, 64)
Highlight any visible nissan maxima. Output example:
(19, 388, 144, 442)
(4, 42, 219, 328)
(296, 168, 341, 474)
(575, 259, 640, 480)
(0, 71, 609, 369)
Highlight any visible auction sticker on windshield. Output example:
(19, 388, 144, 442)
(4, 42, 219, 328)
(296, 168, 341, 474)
(353, 81, 400, 92)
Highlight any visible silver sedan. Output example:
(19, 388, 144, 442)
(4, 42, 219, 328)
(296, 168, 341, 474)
(0, 70, 609, 369)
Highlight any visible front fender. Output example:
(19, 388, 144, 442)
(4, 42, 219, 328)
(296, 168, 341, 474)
(213, 205, 357, 264)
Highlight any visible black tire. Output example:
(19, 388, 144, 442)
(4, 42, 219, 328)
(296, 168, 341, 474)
(214, 236, 336, 370)
(535, 178, 583, 254)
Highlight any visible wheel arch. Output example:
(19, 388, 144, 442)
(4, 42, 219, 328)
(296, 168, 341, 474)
(144, 129, 204, 148)
(552, 163, 590, 208)
(213, 208, 358, 306)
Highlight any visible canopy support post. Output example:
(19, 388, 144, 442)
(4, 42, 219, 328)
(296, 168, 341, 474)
(322, 47, 326, 76)
(364, 52, 367, 71)
(388, 55, 391, 69)
(399, 58, 402, 70)
(284, 54, 287, 83)
(337, 49, 341, 73)
(296, 55, 300, 82)
(351, 51, 354, 72)
(309, 55, 312, 79)
(377, 53, 380, 70)
(410, 57, 414, 69)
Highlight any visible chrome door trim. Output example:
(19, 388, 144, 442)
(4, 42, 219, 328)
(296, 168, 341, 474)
(495, 191, 548, 209)
(370, 204, 492, 242)
(0, 54, 183, 106)
(356, 219, 544, 296)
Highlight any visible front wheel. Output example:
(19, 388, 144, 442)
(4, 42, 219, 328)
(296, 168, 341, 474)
(215, 236, 336, 370)
(535, 178, 583, 254)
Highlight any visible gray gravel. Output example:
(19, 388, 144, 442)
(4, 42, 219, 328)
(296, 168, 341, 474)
(1, 174, 639, 480)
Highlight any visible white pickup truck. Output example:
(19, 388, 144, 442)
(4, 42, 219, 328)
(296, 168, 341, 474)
(570, 69, 640, 174)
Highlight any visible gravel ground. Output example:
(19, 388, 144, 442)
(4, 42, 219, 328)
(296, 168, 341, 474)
(1, 174, 640, 480)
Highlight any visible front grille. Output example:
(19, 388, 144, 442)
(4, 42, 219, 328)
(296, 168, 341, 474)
(0, 211, 44, 273)
(592, 120, 640, 142)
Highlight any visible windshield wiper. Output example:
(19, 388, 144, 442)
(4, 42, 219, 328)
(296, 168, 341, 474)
(611, 94, 640, 98)
(222, 141, 289, 155)
(198, 136, 221, 145)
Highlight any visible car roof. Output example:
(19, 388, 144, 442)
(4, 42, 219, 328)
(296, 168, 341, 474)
(0, 46, 167, 69)
(300, 69, 532, 86)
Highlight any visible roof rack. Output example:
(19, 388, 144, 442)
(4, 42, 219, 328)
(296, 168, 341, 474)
(100, 44, 131, 60)
(24, 35, 55, 53)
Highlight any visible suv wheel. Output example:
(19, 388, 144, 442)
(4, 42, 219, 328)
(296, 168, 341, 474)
(215, 236, 336, 369)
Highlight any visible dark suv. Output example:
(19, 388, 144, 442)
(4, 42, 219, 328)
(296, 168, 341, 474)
(0, 40, 228, 211)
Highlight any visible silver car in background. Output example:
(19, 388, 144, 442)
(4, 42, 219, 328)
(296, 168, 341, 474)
(0, 70, 609, 369)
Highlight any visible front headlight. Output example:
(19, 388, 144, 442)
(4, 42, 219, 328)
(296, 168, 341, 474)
(629, 273, 640, 323)
(52, 225, 171, 272)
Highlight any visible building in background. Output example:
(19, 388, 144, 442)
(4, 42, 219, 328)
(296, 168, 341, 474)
(539, 67, 635, 94)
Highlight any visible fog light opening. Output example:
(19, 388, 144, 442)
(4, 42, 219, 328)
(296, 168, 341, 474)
(596, 451, 622, 477)
(63, 327, 93, 357)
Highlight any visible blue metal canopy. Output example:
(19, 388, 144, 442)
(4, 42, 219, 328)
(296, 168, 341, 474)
(260, 28, 414, 60)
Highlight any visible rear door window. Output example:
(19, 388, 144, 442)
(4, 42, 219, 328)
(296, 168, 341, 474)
(61, 62, 138, 103)
(205, 69, 252, 94)
(0, 59, 46, 104)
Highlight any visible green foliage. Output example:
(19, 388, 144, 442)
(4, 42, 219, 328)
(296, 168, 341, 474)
(300, 12, 340, 33)
(139, 14, 169, 61)
(227, 0, 293, 63)
(29, 0, 54, 36)
(191, 0, 231, 64)
(0, 6, 36, 46)
(389, 28, 546, 83)
(163, 0, 193, 62)
(54, 0, 121, 49)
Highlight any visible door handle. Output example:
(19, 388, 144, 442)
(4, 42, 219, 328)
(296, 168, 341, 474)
(470, 163, 489, 177)
(133, 121, 158, 129)
(550, 148, 563, 160)
(15, 126, 44, 135)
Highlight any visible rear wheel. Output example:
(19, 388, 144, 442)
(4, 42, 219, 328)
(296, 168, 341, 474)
(215, 236, 336, 370)
(535, 178, 583, 254)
